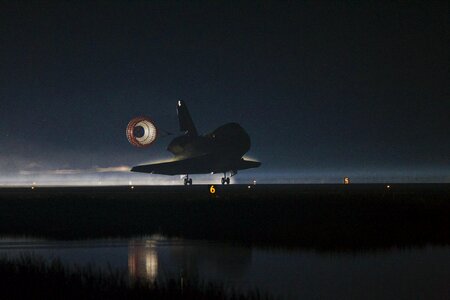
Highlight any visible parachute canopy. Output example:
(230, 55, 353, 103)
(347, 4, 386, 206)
(126, 116, 158, 148)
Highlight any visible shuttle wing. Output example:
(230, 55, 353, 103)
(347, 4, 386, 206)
(131, 155, 260, 175)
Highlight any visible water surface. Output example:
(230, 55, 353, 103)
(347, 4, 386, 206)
(0, 237, 448, 299)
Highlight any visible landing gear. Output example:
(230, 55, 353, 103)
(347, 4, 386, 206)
(183, 175, 192, 186)
(221, 173, 231, 185)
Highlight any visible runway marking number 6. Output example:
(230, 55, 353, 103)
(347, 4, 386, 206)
(209, 185, 216, 194)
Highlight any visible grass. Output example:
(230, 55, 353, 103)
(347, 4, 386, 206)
(0, 184, 449, 250)
(0, 254, 271, 300)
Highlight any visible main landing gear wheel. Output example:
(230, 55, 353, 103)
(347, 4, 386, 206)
(184, 177, 192, 186)
(221, 176, 230, 185)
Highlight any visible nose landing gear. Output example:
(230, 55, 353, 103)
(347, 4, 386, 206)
(183, 175, 192, 185)
(221, 170, 237, 185)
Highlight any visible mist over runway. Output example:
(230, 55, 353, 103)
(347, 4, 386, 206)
(1, 169, 448, 187)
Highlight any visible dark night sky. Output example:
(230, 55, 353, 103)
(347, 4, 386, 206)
(0, 1, 448, 184)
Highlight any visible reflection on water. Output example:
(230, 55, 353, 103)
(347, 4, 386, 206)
(0, 236, 449, 300)
(128, 240, 158, 281)
(128, 237, 252, 284)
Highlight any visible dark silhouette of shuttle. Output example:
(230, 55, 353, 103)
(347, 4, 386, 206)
(131, 100, 261, 185)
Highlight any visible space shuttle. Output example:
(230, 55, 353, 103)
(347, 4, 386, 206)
(131, 100, 261, 185)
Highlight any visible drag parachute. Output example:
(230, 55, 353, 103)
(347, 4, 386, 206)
(126, 116, 158, 148)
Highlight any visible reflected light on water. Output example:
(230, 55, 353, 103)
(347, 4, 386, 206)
(145, 251, 158, 281)
(128, 240, 158, 281)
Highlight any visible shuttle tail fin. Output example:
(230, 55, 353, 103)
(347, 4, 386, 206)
(176, 100, 198, 136)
